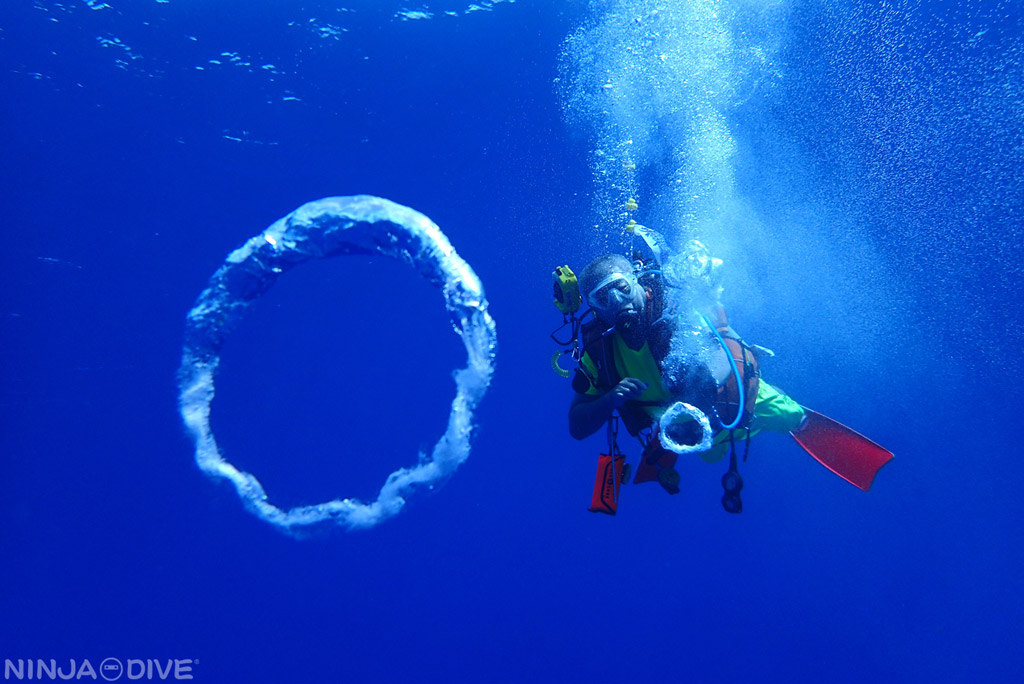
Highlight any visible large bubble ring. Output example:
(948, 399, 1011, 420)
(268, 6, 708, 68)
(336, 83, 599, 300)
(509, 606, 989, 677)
(177, 196, 497, 532)
(658, 401, 714, 455)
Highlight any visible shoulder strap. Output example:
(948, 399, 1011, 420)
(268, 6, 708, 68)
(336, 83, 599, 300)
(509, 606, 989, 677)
(580, 318, 618, 391)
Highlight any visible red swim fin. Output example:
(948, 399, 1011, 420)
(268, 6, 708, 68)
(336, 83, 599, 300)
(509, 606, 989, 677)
(791, 409, 893, 491)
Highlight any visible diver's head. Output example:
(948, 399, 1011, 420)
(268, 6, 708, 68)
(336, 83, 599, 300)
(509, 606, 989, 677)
(580, 253, 646, 328)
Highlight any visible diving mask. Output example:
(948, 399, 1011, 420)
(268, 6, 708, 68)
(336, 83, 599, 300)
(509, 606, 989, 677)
(587, 272, 638, 310)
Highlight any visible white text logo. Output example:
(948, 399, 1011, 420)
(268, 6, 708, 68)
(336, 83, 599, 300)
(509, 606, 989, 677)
(4, 659, 196, 681)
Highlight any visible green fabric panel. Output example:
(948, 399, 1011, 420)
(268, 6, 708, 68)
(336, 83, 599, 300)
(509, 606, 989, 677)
(752, 381, 805, 433)
(578, 337, 672, 406)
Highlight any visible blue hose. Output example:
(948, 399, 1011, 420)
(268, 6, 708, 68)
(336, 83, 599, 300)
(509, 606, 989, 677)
(701, 313, 744, 431)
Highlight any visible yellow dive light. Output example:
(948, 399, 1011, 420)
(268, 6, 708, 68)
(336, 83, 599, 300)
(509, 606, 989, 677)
(552, 265, 582, 315)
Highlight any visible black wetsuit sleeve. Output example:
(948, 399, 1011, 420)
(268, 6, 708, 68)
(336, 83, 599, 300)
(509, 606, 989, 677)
(572, 369, 594, 395)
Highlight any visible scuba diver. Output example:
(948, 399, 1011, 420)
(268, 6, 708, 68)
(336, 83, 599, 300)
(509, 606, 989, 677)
(551, 221, 892, 515)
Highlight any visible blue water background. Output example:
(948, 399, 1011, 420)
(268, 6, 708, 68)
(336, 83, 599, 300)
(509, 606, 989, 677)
(2, 1, 1021, 682)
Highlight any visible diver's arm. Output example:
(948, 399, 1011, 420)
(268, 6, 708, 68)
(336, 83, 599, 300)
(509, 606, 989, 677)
(568, 393, 615, 441)
(568, 378, 649, 440)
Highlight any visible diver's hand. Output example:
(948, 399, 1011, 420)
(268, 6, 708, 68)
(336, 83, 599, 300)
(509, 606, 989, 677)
(608, 378, 648, 407)
(568, 377, 650, 440)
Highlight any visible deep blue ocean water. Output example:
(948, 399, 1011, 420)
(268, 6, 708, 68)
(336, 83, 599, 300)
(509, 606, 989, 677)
(2, 0, 1022, 682)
